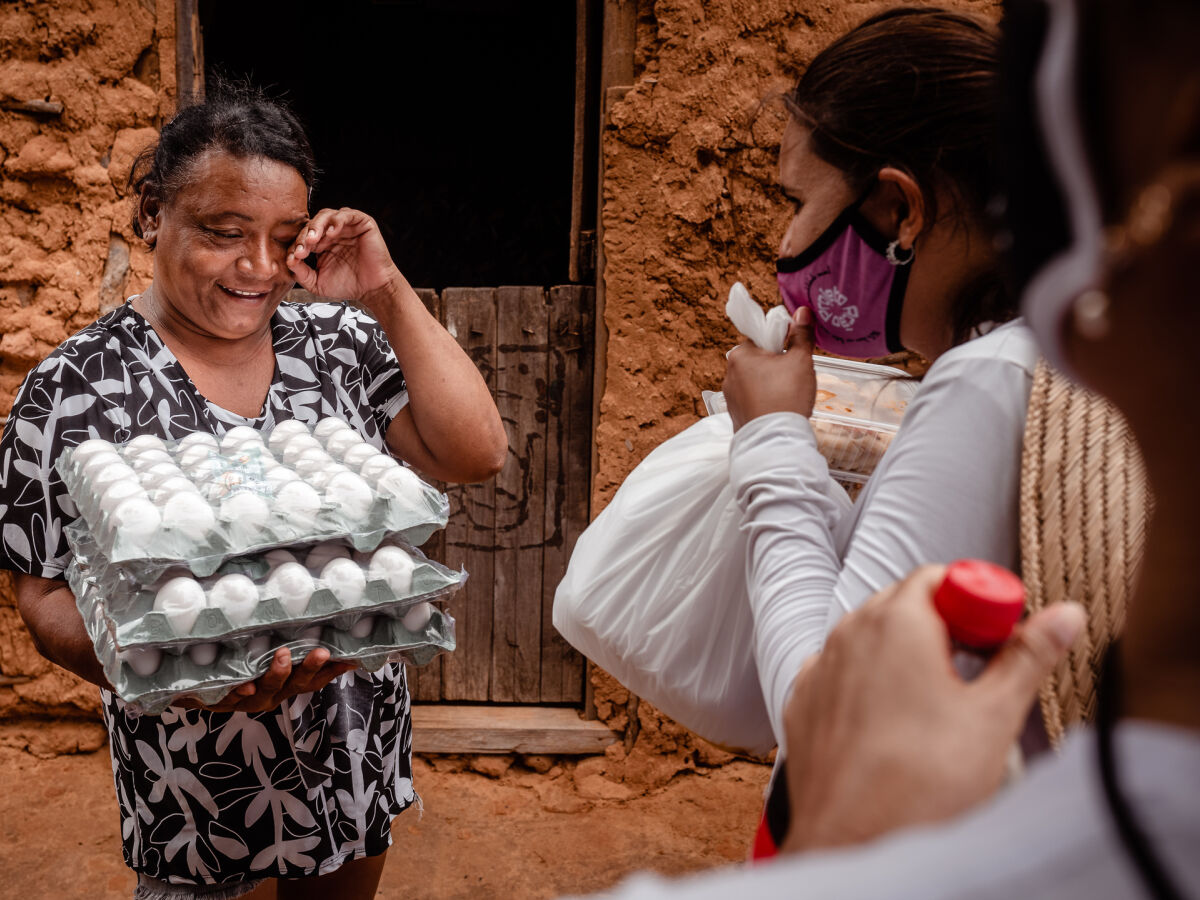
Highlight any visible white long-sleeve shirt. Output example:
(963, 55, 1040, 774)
(573, 722, 1200, 899)
(729, 320, 1040, 747)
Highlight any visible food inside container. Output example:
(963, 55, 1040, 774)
(702, 356, 919, 484)
(810, 356, 919, 477)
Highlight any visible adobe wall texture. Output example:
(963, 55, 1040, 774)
(0, 0, 174, 753)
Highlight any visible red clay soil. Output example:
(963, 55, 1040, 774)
(0, 746, 770, 899)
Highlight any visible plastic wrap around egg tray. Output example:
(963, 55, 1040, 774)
(85, 603, 455, 716)
(55, 419, 450, 576)
(68, 537, 459, 715)
(68, 530, 466, 640)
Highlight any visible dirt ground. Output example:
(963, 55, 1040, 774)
(0, 745, 770, 899)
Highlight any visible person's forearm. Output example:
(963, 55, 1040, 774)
(730, 413, 850, 750)
(16, 576, 110, 689)
(363, 273, 507, 483)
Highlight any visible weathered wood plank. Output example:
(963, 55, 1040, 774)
(411, 705, 617, 755)
(407, 289, 445, 701)
(541, 286, 593, 702)
(491, 287, 549, 702)
(439, 288, 499, 701)
(568, 0, 597, 283)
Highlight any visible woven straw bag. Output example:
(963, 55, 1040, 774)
(1020, 360, 1153, 746)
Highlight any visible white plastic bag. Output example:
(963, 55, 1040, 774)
(553, 283, 790, 754)
(553, 412, 776, 754)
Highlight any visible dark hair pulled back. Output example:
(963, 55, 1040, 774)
(790, 7, 1014, 339)
(128, 79, 317, 238)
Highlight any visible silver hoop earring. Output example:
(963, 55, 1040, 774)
(1072, 289, 1111, 341)
(886, 240, 914, 266)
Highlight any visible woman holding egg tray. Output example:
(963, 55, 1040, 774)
(0, 82, 506, 899)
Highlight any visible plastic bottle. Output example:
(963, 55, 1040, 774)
(750, 559, 1040, 862)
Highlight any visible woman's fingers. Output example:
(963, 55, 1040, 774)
(786, 306, 815, 354)
(974, 603, 1086, 722)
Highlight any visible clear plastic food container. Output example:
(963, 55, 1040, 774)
(702, 356, 919, 497)
(810, 355, 919, 484)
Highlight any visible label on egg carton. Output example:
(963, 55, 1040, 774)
(67, 533, 466, 651)
(55, 421, 451, 576)
(89, 604, 457, 716)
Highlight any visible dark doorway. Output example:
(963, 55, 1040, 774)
(198, 0, 578, 290)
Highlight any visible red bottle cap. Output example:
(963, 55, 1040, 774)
(933, 560, 1025, 649)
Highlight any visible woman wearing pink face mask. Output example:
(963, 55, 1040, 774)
(722, 8, 1040, 755)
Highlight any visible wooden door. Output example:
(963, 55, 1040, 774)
(408, 286, 594, 705)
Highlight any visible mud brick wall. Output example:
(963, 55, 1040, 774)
(0, 0, 176, 752)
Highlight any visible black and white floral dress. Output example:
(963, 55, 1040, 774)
(0, 300, 416, 887)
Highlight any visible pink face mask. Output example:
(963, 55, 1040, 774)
(776, 199, 911, 358)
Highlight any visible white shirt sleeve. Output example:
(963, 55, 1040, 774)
(729, 323, 1038, 748)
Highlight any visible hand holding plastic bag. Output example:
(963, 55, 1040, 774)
(554, 412, 776, 753)
(554, 283, 793, 754)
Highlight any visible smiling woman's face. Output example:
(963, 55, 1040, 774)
(143, 150, 309, 341)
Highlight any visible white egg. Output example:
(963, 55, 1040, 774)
(367, 545, 417, 595)
(264, 466, 302, 491)
(185, 458, 227, 484)
(264, 562, 315, 617)
(219, 491, 271, 532)
(140, 462, 185, 489)
(71, 438, 117, 464)
(292, 448, 333, 475)
(323, 429, 365, 458)
(223, 450, 267, 470)
(320, 557, 367, 605)
(112, 497, 162, 545)
(129, 449, 174, 471)
(267, 419, 311, 449)
(187, 642, 219, 666)
(125, 434, 168, 453)
(324, 471, 374, 524)
(247, 633, 273, 661)
(281, 434, 323, 465)
(313, 416, 352, 440)
(226, 441, 270, 465)
(306, 540, 350, 572)
(264, 548, 299, 568)
(119, 646, 163, 677)
(377, 466, 426, 508)
(154, 576, 207, 635)
(149, 476, 199, 502)
(357, 454, 401, 481)
(340, 442, 379, 470)
(401, 601, 434, 633)
(161, 491, 216, 540)
(297, 624, 324, 642)
(176, 445, 215, 469)
(176, 432, 219, 453)
(90, 462, 138, 494)
(348, 616, 375, 639)
(208, 573, 260, 627)
(99, 479, 149, 515)
(82, 451, 124, 480)
(220, 425, 261, 451)
(273, 481, 322, 528)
